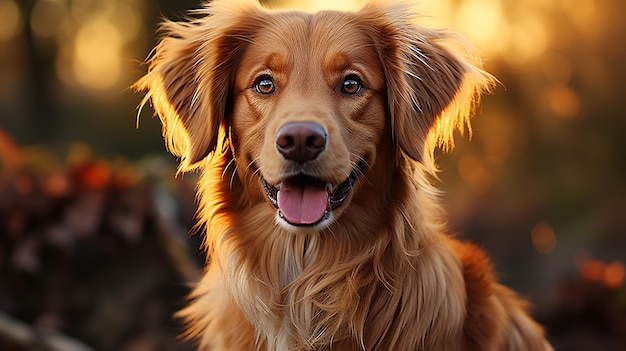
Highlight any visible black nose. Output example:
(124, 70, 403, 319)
(276, 122, 327, 163)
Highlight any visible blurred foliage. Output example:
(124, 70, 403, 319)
(0, 0, 625, 350)
(0, 134, 201, 350)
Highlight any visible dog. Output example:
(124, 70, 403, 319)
(135, 0, 553, 349)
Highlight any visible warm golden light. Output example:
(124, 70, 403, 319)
(267, 0, 569, 67)
(455, 0, 507, 54)
(545, 85, 580, 119)
(505, 15, 549, 65)
(271, 0, 362, 11)
(562, 0, 597, 27)
(32, 0, 602, 93)
(0, 0, 21, 42)
(30, 0, 146, 92)
(416, 0, 452, 28)
(72, 18, 123, 90)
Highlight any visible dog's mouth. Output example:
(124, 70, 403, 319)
(260, 165, 362, 227)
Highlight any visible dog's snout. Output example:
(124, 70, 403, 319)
(276, 122, 327, 163)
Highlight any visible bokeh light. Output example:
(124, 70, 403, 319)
(72, 18, 123, 90)
(0, 0, 22, 42)
(20, 0, 147, 91)
(545, 85, 580, 119)
(455, 0, 508, 55)
(531, 221, 558, 254)
(603, 261, 626, 289)
(30, 0, 68, 39)
(578, 254, 626, 290)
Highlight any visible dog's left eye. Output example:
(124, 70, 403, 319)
(341, 76, 363, 95)
(254, 76, 276, 95)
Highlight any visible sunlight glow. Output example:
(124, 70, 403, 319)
(274, 0, 569, 66)
(73, 19, 123, 90)
(416, 0, 452, 28)
(455, 0, 506, 54)
(561, 0, 596, 27)
(505, 14, 549, 65)
(271, 0, 362, 11)
(27, 0, 601, 91)
(45, 1, 145, 91)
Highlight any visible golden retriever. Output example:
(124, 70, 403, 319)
(135, 0, 553, 350)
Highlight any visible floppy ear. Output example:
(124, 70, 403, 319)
(362, 2, 495, 163)
(134, 0, 263, 170)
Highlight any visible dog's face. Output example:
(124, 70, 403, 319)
(135, 0, 492, 231)
(231, 12, 387, 229)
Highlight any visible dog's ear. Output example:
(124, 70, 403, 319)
(134, 1, 263, 170)
(362, 2, 495, 164)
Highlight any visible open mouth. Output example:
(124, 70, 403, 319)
(260, 165, 362, 227)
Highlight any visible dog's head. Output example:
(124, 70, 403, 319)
(135, 0, 494, 230)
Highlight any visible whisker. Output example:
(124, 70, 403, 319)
(222, 157, 236, 179)
(247, 156, 263, 177)
(229, 165, 239, 190)
(349, 153, 374, 188)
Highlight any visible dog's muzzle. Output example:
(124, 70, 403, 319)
(259, 121, 361, 227)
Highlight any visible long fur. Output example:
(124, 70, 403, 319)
(135, 0, 553, 350)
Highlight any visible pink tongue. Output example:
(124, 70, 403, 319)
(277, 178, 329, 225)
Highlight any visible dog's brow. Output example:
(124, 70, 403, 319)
(324, 44, 379, 68)
(324, 51, 352, 72)
(265, 52, 290, 72)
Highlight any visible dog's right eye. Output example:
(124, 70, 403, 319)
(340, 74, 363, 95)
(254, 76, 276, 95)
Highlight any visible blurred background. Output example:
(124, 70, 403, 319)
(0, 0, 624, 350)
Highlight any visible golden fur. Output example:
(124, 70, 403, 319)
(135, 0, 553, 350)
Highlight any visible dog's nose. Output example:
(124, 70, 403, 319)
(276, 122, 327, 163)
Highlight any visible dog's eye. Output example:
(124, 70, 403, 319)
(254, 76, 275, 95)
(341, 76, 363, 95)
